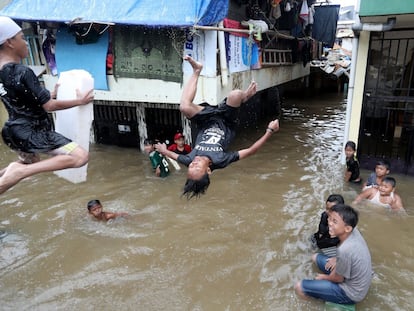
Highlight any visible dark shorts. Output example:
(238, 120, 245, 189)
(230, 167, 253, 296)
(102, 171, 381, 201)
(191, 98, 239, 129)
(2, 118, 72, 154)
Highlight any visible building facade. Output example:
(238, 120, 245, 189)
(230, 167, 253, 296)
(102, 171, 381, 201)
(346, 0, 414, 174)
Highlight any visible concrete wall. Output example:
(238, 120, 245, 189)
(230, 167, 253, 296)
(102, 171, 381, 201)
(44, 64, 309, 107)
(348, 31, 370, 146)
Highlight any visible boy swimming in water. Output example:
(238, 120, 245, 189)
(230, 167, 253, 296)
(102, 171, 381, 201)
(87, 199, 128, 221)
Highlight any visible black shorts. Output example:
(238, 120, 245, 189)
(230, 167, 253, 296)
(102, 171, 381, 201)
(2, 118, 72, 154)
(191, 98, 239, 128)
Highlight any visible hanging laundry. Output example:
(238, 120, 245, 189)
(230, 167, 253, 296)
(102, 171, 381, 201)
(299, 0, 310, 27)
(312, 5, 340, 47)
(270, 3, 282, 20)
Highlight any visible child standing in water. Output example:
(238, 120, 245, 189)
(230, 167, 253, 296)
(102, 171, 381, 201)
(362, 159, 390, 191)
(353, 177, 405, 212)
(168, 132, 192, 155)
(344, 141, 361, 183)
(143, 139, 170, 178)
(87, 199, 128, 221)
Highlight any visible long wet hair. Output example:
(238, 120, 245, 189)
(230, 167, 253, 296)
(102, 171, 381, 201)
(331, 204, 359, 228)
(182, 173, 210, 199)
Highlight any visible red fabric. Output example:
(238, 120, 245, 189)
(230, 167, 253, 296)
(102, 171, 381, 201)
(223, 18, 249, 38)
(168, 144, 192, 154)
(174, 133, 184, 140)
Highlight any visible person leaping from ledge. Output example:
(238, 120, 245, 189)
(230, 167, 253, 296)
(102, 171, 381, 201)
(155, 55, 280, 199)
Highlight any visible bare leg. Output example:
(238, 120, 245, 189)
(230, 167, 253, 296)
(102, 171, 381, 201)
(226, 81, 258, 108)
(0, 146, 88, 194)
(0, 156, 33, 177)
(294, 281, 310, 300)
(180, 55, 204, 119)
(0, 167, 7, 177)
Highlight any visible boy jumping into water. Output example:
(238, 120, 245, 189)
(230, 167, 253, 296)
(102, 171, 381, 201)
(0, 17, 94, 195)
(155, 55, 279, 198)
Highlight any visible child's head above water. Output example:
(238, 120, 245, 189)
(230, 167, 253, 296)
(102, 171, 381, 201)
(87, 199, 101, 211)
(331, 204, 359, 229)
(143, 139, 155, 154)
(87, 199, 102, 218)
(375, 159, 391, 176)
(381, 176, 396, 189)
(344, 141, 356, 159)
(326, 194, 345, 210)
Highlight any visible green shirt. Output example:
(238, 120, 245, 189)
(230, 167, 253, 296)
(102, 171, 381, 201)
(149, 151, 170, 177)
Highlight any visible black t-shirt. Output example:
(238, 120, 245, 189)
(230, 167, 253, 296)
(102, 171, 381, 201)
(0, 63, 71, 153)
(346, 156, 360, 181)
(177, 118, 239, 170)
(0, 63, 51, 121)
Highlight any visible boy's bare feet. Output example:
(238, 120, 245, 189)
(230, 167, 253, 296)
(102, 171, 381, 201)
(243, 81, 258, 103)
(0, 162, 26, 194)
(184, 55, 203, 73)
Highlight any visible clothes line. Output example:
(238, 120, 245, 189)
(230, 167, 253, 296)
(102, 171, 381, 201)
(193, 25, 256, 35)
(192, 25, 313, 42)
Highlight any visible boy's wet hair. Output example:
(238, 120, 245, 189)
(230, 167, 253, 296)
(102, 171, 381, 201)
(331, 204, 359, 228)
(326, 194, 345, 205)
(144, 138, 161, 146)
(144, 139, 154, 146)
(183, 173, 210, 199)
(376, 159, 391, 170)
(383, 176, 396, 187)
(345, 140, 356, 151)
(87, 199, 101, 211)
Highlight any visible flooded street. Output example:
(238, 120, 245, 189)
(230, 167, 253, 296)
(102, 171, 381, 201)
(1, 92, 413, 310)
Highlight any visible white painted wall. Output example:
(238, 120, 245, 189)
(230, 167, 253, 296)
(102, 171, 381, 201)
(44, 64, 309, 107)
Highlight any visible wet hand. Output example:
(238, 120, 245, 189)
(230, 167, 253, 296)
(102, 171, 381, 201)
(266, 119, 279, 133)
(155, 143, 167, 153)
(76, 88, 94, 105)
(50, 83, 60, 99)
(325, 257, 336, 271)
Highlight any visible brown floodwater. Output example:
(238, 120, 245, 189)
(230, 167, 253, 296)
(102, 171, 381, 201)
(0, 92, 413, 310)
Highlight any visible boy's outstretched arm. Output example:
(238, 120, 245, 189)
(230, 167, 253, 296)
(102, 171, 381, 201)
(238, 119, 279, 160)
(155, 143, 180, 160)
(352, 188, 374, 205)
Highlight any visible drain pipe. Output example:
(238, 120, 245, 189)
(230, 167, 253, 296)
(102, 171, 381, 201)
(341, 12, 396, 164)
(352, 17, 396, 33)
(217, 21, 228, 87)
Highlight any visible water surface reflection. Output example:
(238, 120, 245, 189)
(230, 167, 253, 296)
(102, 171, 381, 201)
(0, 93, 413, 310)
